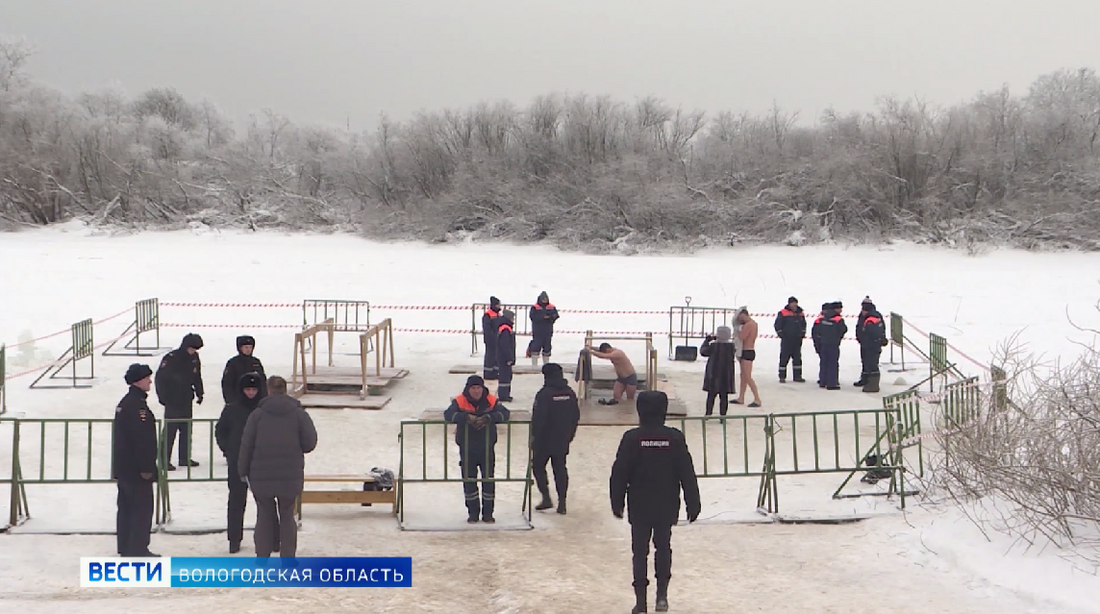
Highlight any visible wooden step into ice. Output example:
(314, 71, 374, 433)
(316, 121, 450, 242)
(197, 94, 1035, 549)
(297, 393, 391, 410)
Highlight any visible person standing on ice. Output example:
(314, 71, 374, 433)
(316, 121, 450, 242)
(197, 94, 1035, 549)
(610, 390, 701, 613)
(113, 363, 160, 557)
(774, 296, 807, 383)
(443, 375, 511, 523)
(215, 372, 275, 554)
(496, 309, 517, 402)
(531, 363, 580, 514)
(482, 297, 503, 381)
(527, 291, 559, 366)
(699, 325, 736, 416)
(812, 302, 847, 390)
(221, 334, 266, 404)
(155, 333, 205, 471)
(854, 296, 887, 393)
(237, 376, 318, 558)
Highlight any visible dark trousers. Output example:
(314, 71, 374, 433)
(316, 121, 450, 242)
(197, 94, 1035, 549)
(483, 341, 498, 380)
(116, 478, 154, 556)
(164, 405, 193, 464)
(497, 361, 513, 399)
(528, 332, 553, 357)
(860, 342, 882, 377)
(251, 483, 296, 557)
(631, 521, 673, 590)
(460, 447, 495, 519)
(705, 391, 728, 416)
(532, 450, 568, 499)
(779, 340, 803, 380)
(819, 345, 840, 387)
(226, 461, 279, 547)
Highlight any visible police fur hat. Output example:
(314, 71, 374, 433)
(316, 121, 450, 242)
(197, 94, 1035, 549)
(181, 333, 203, 350)
(542, 362, 564, 380)
(125, 363, 153, 385)
(236, 335, 256, 350)
(239, 372, 264, 389)
(636, 390, 669, 425)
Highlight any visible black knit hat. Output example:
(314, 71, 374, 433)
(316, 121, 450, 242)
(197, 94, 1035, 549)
(125, 363, 153, 385)
(465, 375, 485, 389)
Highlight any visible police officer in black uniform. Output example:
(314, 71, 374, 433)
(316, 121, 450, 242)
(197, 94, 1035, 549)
(113, 363, 160, 557)
(221, 334, 267, 404)
(155, 333, 204, 470)
(531, 363, 580, 514)
(610, 390, 701, 613)
(215, 371, 270, 553)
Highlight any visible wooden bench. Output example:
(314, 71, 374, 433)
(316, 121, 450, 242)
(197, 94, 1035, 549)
(296, 474, 397, 518)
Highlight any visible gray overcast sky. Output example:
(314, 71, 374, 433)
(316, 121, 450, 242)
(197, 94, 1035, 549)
(2, 0, 1099, 131)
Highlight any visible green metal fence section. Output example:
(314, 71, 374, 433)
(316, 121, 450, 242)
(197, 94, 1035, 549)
(103, 298, 164, 356)
(1, 417, 169, 527)
(939, 377, 982, 430)
(883, 389, 923, 477)
(156, 418, 226, 524)
(671, 410, 910, 513)
(29, 319, 95, 389)
(0, 344, 7, 415)
(397, 419, 533, 527)
(469, 302, 532, 355)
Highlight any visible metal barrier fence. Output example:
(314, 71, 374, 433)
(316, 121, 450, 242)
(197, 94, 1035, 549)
(29, 318, 95, 389)
(157, 418, 225, 524)
(669, 409, 910, 513)
(883, 389, 923, 477)
(102, 298, 164, 356)
(397, 419, 532, 527)
(668, 300, 744, 359)
(939, 377, 981, 430)
(470, 302, 531, 355)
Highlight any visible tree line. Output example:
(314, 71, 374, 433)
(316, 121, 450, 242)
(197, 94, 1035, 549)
(2, 38, 1099, 252)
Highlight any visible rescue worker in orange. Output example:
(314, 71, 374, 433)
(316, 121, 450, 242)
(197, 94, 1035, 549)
(854, 296, 888, 393)
(443, 375, 512, 523)
(496, 310, 517, 401)
(482, 297, 503, 381)
(527, 291, 559, 366)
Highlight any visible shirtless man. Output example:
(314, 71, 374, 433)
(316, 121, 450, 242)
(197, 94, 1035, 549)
(585, 343, 637, 405)
(734, 309, 762, 407)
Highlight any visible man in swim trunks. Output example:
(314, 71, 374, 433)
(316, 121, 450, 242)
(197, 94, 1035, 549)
(586, 342, 637, 405)
(734, 309, 762, 408)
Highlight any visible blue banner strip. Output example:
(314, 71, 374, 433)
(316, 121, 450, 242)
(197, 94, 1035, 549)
(169, 557, 412, 587)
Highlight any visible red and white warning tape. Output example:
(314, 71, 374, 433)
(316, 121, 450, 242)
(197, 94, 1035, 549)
(158, 301, 864, 319)
(3, 327, 142, 382)
(4, 307, 132, 349)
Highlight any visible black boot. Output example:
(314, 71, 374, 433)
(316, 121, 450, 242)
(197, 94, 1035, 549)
(853, 377, 866, 387)
(557, 495, 567, 515)
(862, 373, 880, 393)
(655, 579, 669, 611)
(536, 492, 553, 511)
(632, 589, 647, 613)
(229, 541, 241, 554)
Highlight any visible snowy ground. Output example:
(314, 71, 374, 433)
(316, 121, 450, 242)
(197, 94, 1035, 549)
(2, 222, 1100, 612)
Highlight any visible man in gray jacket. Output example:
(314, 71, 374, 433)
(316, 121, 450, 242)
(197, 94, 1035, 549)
(238, 376, 318, 558)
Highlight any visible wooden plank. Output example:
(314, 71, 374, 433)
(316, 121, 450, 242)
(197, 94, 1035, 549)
(297, 394, 391, 410)
(301, 374, 404, 387)
(301, 366, 407, 380)
(300, 491, 396, 504)
(305, 474, 376, 482)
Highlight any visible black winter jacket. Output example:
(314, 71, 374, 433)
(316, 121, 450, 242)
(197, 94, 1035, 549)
(531, 377, 580, 455)
(812, 309, 848, 353)
(215, 374, 267, 467)
(112, 386, 158, 482)
(774, 305, 807, 343)
(155, 345, 204, 410)
(443, 383, 511, 451)
(700, 338, 736, 394)
(610, 399, 701, 526)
